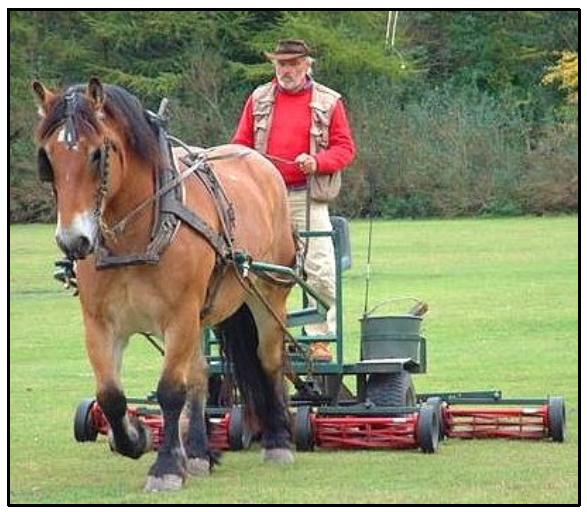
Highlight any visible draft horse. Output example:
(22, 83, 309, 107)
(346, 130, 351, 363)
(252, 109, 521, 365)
(33, 78, 297, 491)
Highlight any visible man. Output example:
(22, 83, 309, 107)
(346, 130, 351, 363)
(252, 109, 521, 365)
(232, 39, 356, 361)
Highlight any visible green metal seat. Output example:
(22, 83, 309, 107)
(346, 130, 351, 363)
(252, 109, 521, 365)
(330, 216, 351, 272)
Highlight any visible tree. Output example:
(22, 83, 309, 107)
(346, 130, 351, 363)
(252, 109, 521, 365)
(542, 50, 578, 105)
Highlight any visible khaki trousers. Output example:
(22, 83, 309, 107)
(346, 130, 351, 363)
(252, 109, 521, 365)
(288, 189, 336, 336)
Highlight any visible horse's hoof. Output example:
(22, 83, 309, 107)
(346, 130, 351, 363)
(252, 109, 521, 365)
(186, 457, 211, 477)
(144, 474, 184, 492)
(262, 448, 295, 464)
(107, 421, 153, 458)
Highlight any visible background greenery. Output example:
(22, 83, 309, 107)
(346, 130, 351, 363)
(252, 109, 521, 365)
(9, 10, 578, 222)
(10, 217, 578, 504)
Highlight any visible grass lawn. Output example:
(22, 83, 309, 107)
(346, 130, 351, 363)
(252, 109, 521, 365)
(9, 216, 578, 504)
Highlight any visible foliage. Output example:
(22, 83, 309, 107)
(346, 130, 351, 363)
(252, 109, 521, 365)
(9, 10, 578, 221)
(542, 50, 578, 105)
(340, 81, 578, 219)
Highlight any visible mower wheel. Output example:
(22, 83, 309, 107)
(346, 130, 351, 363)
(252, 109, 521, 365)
(366, 371, 416, 407)
(228, 404, 251, 450)
(294, 406, 315, 451)
(74, 398, 98, 442)
(417, 404, 440, 453)
(547, 396, 566, 442)
(425, 397, 446, 442)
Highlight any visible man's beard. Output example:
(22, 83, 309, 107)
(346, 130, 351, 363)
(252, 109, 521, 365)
(278, 75, 302, 91)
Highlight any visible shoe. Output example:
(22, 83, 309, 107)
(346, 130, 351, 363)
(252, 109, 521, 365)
(309, 342, 332, 362)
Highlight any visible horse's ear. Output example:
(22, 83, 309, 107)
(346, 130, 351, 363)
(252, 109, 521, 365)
(32, 80, 55, 117)
(87, 77, 105, 112)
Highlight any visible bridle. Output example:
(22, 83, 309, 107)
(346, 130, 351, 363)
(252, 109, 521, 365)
(61, 91, 114, 241)
(63, 92, 79, 150)
(94, 138, 114, 241)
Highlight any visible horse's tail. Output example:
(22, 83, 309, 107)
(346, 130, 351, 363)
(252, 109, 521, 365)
(216, 303, 290, 442)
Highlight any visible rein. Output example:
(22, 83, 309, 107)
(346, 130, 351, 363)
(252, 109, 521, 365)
(104, 147, 251, 239)
(261, 153, 297, 165)
(105, 149, 298, 239)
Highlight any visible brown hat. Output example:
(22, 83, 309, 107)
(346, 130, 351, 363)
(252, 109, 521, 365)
(264, 39, 311, 61)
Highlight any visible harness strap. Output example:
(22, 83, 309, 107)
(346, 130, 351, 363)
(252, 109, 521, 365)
(162, 200, 230, 259)
(232, 264, 316, 383)
(180, 155, 236, 247)
(96, 249, 160, 269)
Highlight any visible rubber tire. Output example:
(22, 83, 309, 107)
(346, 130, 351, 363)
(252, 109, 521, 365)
(417, 404, 440, 453)
(548, 396, 566, 442)
(294, 406, 315, 451)
(74, 398, 98, 442)
(425, 397, 446, 442)
(366, 371, 416, 407)
(228, 404, 251, 450)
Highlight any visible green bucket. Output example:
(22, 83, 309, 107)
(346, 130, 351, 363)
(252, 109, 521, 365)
(360, 299, 426, 361)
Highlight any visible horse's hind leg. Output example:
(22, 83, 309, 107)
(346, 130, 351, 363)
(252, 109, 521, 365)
(85, 318, 152, 459)
(144, 309, 199, 492)
(219, 286, 293, 463)
(248, 288, 294, 463)
(184, 351, 220, 476)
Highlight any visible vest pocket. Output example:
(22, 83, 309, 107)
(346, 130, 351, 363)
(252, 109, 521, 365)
(312, 108, 331, 128)
(310, 125, 329, 150)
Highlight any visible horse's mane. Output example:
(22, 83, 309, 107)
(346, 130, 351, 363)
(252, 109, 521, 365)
(37, 84, 162, 167)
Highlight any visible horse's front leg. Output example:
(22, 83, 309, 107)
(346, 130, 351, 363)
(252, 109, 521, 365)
(144, 310, 198, 492)
(183, 351, 221, 476)
(85, 317, 152, 459)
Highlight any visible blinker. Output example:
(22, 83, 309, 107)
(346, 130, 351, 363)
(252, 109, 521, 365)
(37, 148, 54, 182)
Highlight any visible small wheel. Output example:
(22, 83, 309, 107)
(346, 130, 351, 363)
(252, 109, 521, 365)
(228, 404, 251, 450)
(294, 406, 315, 451)
(417, 404, 440, 453)
(547, 396, 566, 442)
(74, 398, 98, 442)
(425, 397, 446, 441)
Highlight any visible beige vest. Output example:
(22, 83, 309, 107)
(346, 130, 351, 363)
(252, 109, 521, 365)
(251, 80, 342, 202)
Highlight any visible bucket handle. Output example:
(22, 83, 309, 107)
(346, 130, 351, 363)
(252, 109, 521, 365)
(364, 297, 429, 318)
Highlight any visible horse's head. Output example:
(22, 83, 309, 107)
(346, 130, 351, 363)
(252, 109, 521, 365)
(33, 78, 118, 259)
(33, 78, 161, 260)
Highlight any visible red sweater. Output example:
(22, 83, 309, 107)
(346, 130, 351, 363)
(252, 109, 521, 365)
(232, 81, 356, 188)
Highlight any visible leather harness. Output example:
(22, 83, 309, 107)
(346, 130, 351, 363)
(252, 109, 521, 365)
(95, 118, 237, 270)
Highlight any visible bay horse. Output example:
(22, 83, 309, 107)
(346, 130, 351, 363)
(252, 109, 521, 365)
(32, 78, 297, 491)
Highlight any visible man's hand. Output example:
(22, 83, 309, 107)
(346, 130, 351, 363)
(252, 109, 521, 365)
(295, 153, 317, 174)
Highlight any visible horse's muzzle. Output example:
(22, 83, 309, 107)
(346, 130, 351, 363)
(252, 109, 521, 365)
(57, 233, 93, 260)
(55, 212, 98, 260)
